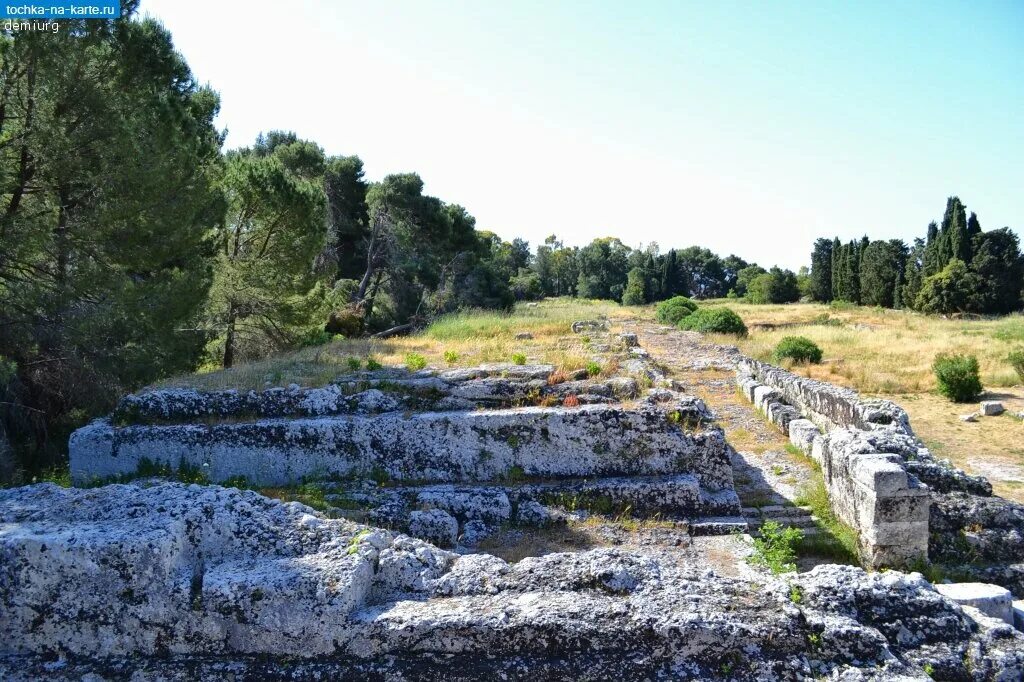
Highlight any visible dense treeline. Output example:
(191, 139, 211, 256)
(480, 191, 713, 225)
(808, 197, 1023, 315)
(0, 7, 768, 478)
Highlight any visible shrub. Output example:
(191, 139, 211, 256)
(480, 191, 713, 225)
(585, 361, 602, 377)
(1008, 349, 1024, 384)
(443, 350, 459, 365)
(655, 296, 697, 325)
(346, 357, 361, 371)
(932, 353, 982, 402)
(365, 357, 382, 371)
(511, 353, 527, 365)
(749, 520, 803, 574)
(678, 307, 747, 336)
(405, 353, 427, 371)
(773, 336, 823, 364)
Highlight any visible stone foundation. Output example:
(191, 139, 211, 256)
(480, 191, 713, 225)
(2, 483, 1022, 679)
(737, 361, 931, 568)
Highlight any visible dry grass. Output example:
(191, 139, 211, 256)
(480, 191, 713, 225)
(154, 298, 631, 392)
(701, 301, 1024, 501)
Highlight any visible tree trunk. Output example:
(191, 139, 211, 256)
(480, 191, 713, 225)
(223, 306, 237, 368)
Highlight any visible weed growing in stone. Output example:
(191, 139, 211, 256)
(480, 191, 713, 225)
(443, 350, 459, 365)
(749, 520, 803, 574)
(511, 353, 527, 365)
(586, 361, 602, 377)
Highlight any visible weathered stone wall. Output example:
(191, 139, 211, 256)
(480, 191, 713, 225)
(71, 404, 731, 490)
(737, 357, 911, 434)
(736, 362, 931, 568)
(2, 483, 1022, 679)
(809, 428, 930, 567)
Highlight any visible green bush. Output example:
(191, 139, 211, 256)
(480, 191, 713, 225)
(773, 336, 823, 364)
(655, 296, 698, 325)
(365, 357, 382, 371)
(443, 350, 459, 365)
(932, 353, 982, 402)
(511, 353, 527, 365)
(677, 307, 747, 336)
(405, 353, 427, 371)
(1008, 349, 1024, 384)
(749, 520, 803, 574)
(346, 357, 361, 371)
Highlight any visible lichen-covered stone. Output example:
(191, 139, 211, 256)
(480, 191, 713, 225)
(71, 404, 733, 490)
(408, 509, 458, 548)
(2, 483, 1022, 680)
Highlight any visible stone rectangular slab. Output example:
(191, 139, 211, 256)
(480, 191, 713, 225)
(70, 405, 732, 489)
(934, 583, 1013, 625)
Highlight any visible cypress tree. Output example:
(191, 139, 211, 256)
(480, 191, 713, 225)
(967, 212, 982, 241)
(831, 237, 843, 300)
(809, 238, 833, 302)
(923, 222, 940, 276)
(943, 197, 971, 265)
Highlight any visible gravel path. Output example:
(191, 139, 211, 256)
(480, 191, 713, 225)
(623, 321, 818, 516)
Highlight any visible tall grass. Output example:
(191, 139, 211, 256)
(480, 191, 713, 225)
(154, 299, 629, 392)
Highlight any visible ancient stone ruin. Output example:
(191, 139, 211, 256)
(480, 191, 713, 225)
(737, 355, 1024, 594)
(3, 322, 1024, 679)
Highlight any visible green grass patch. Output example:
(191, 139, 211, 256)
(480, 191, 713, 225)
(793, 476, 860, 565)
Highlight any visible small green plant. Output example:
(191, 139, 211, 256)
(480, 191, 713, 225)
(366, 357, 382, 371)
(773, 336, 823, 364)
(655, 296, 698, 326)
(346, 357, 362, 371)
(405, 353, 428, 371)
(749, 520, 803, 574)
(807, 632, 821, 649)
(788, 583, 803, 604)
(1007, 349, 1024, 384)
(677, 307, 747, 336)
(932, 352, 982, 402)
(511, 352, 527, 365)
(369, 465, 391, 485)
(443, 350, 459, 365)
(923, 662, 935, 678)
(585, 361, 602, 377)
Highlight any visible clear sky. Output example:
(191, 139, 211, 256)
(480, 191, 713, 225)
(142, 0, 1022, 270)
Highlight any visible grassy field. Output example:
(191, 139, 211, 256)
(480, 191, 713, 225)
(156, 297, 1024, 503)
(156, 298, 630, 392)
(699, 301, 1024, 501)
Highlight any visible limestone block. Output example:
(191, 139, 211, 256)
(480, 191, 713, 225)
(71, 404, 732, 489)
(408, 509, 458, 548)
(851, 455, 908, 496)
(1013, 600, 1024, 632)
(788, 419, 818, 453)
(934, 583, 1013, 625)
(980, 401, 1005, 416)
(752, 386, 781, 412)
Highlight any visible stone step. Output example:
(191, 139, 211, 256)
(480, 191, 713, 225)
(325, 474, 742, 531)
(741, 504, 814, 519)
(745, 515, 819, 529)
(690, 516, 748, 536)
(71, 403, 732, 488)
